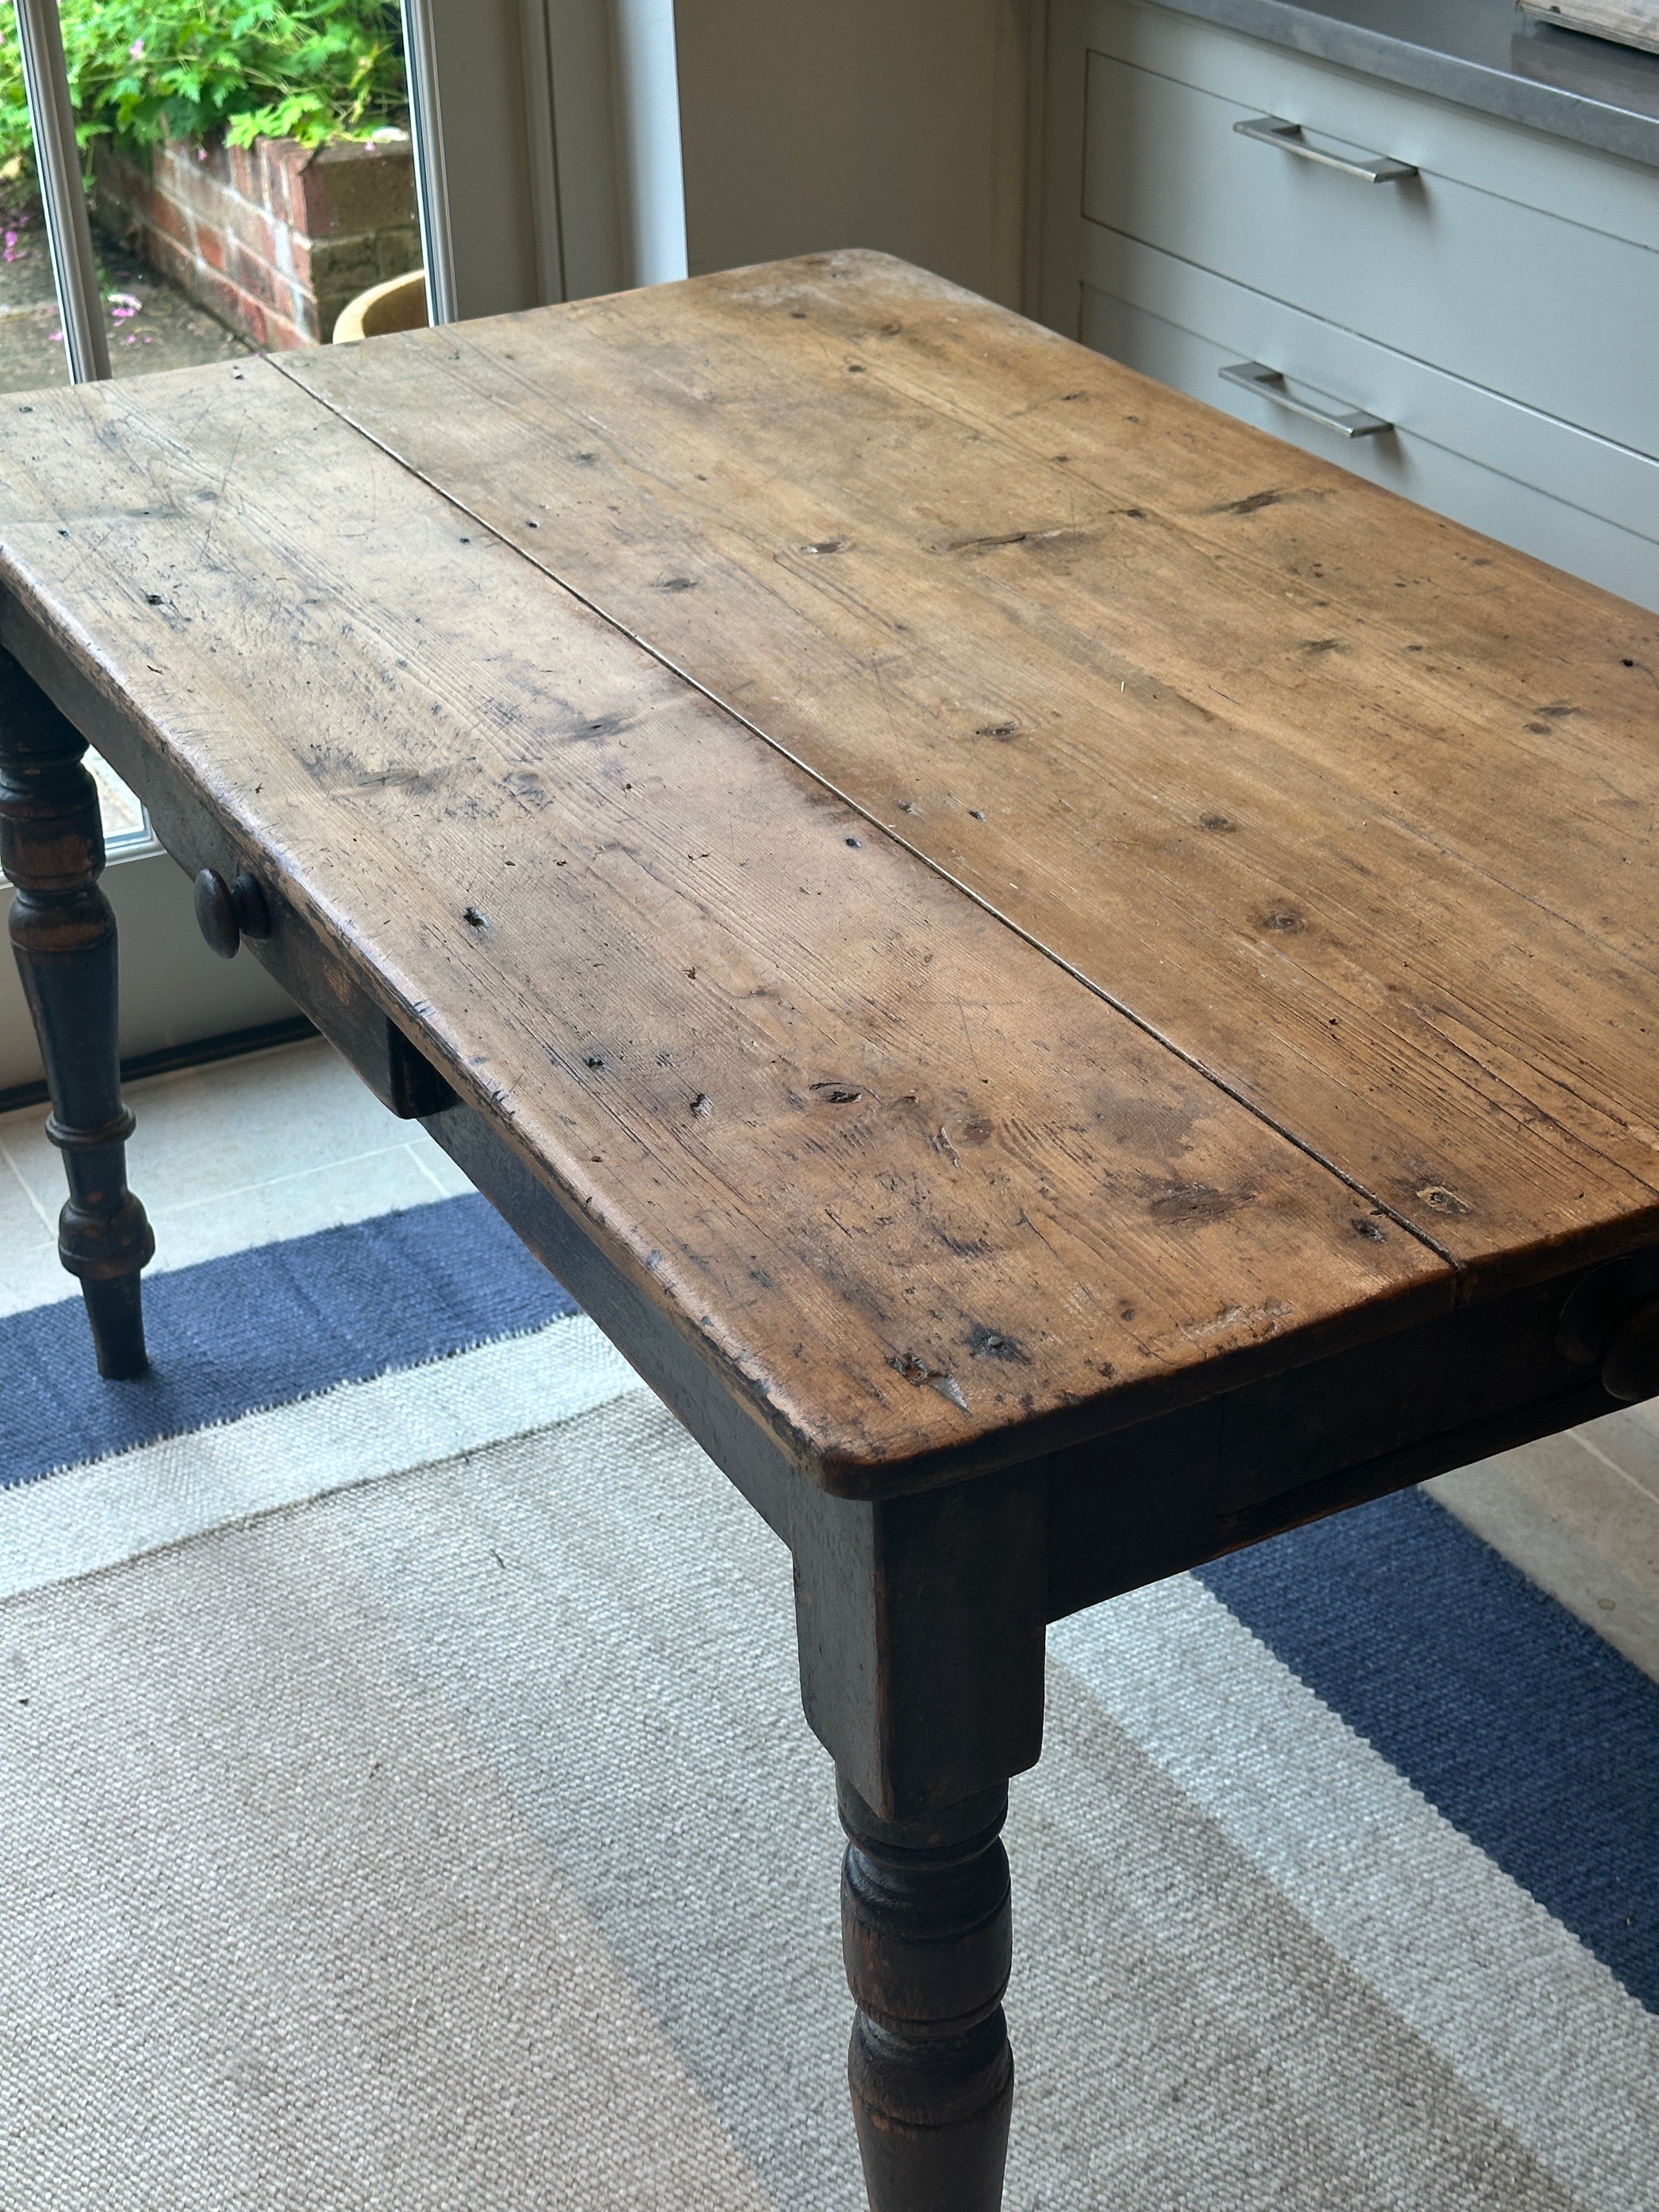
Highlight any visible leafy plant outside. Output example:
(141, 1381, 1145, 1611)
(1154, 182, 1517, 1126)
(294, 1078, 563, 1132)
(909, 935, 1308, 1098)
(0, 2, 406, 170)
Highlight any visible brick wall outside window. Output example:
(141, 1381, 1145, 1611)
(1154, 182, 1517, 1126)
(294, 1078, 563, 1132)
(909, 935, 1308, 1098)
(93, 134, 421, 351)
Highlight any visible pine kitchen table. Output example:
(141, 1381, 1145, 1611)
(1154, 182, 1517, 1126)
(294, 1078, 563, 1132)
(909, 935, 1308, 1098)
(4, 252, 1657, 2211)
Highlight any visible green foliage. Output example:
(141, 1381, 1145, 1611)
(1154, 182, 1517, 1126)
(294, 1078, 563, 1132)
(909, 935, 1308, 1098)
(0, 2, 406, 169)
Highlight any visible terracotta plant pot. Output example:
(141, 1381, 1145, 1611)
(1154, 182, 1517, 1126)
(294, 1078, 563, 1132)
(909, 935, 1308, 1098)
(332, 267, 428, 343)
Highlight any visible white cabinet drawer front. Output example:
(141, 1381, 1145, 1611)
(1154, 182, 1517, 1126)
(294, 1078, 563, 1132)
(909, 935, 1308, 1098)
(1078, 236, 1659, 613)
(1087, 0, 1659, 249)
(1083, 49, 1659, 456)
(1082, 223, 1659, 544)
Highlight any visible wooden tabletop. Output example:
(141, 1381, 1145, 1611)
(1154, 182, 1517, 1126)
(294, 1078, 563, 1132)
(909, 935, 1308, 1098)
(2, 251, 1655, 1494)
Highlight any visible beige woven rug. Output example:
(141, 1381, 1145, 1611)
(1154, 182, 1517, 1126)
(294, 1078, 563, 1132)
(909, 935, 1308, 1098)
(3, 1372, 1655, 2211)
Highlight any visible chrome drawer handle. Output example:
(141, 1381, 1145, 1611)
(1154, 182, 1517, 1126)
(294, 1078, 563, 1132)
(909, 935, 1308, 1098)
(1234, 114, 1417, 183)
(1219, 361, 1393, 439)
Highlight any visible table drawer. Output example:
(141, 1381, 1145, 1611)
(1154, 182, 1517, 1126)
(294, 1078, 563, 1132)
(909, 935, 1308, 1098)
(1082, 42, 1659, 458)
(1080, 227, 1659, 614)
(238, 887, 455, 1120)
(1084, 0, 1659, 245)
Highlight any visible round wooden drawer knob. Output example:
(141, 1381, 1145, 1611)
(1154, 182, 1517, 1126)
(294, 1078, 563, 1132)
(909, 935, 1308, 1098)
(194, 867, 270, 959)
(1556, 1256, 1659, 1404)
(1600, 1295, 1659, 1405)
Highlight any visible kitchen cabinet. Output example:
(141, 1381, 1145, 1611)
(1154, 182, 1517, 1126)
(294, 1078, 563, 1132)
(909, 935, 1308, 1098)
(1040, 0, 1659, 610)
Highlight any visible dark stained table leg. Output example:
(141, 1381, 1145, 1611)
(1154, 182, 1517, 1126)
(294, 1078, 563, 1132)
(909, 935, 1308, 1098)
(840, 1774, 1015, 2212)
(785, 1466, 1045, 2211)
(0, 651, 154, 1376)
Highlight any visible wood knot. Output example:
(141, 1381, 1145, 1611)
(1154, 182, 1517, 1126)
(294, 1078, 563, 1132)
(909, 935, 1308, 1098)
(1415, 1184, 1471, 1216)
(1149, 1182, 1242, 1222)
(1212, 486, 1288, 517)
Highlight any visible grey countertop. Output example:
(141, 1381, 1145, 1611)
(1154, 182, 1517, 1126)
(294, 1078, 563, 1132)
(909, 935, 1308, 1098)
(1150, 0, 1659, 166)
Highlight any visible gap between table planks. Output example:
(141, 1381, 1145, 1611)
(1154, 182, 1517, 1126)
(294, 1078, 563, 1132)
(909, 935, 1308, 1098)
(275, 250, 1659, 1302)
(0, 343, 1444, 1492)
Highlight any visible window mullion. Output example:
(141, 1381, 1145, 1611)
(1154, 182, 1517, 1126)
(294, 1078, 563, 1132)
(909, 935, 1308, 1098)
(11, 0, 110, 383)
(398, 0, 459, 325)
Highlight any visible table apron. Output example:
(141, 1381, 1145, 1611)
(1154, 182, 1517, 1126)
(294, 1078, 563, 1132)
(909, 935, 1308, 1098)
(1045, 1274, 1621, 1622)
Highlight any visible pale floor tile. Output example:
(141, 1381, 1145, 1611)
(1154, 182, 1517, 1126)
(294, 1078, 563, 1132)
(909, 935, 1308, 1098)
(2, 1037, 453, 1217)
(137, 1143, 461, 1279)
(0, 1038, 470, 1318)
(1605, 1398, 1659, 1500)
(0, 1148, 57, 1316)
(1430, 1410, 1659, 1684)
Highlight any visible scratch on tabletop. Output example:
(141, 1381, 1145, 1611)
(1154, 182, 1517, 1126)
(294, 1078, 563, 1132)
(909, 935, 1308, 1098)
(956, 998, 984, 1080)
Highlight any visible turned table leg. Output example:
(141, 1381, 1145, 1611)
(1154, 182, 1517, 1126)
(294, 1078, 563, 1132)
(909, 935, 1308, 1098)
(0, 653, 154, 1375)
(787, 1435, 1043, 2210)
(840, 1774, 1015, 2211)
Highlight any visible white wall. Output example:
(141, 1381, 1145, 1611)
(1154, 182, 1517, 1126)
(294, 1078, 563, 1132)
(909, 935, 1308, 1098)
(0, 856, 296, 1094)
(674, 0, 1035, 309)
(403, 3, 1034, 314)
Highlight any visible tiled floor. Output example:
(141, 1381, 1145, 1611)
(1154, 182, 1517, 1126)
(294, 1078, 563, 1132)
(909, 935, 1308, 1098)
(1431, 1426, 1659, 1685)
(0, 1036, 469, 1319)
(5, 1035, 1657, 1683)
(0, 189, 250, 396)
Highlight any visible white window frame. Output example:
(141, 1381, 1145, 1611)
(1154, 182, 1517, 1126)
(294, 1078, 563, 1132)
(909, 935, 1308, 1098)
(400, 0, 687, 322)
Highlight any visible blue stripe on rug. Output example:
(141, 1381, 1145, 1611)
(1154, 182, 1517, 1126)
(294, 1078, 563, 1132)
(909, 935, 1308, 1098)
(3, 1194, 578, 1491)
(1197, 1485, 1659, 2011)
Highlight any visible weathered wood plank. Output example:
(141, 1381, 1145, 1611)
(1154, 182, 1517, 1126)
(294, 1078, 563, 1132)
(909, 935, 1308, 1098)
(276, 252, 1659, 1294)
(0, 358, 1442, 1491)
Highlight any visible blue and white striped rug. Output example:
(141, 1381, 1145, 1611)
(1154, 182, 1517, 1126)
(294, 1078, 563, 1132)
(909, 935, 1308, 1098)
(2, 1192, 1655, 2210)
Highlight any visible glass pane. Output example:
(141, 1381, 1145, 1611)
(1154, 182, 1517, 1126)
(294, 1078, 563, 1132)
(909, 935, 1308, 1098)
(0, 746, 150, 887)
(87, 748, 150, 853)
(0, 6, 415, 395)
